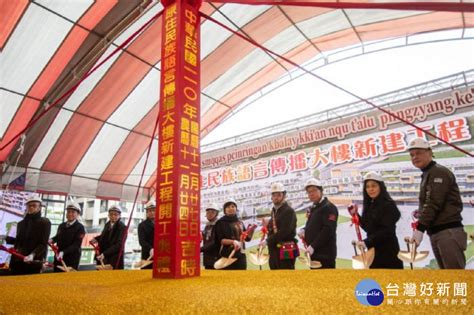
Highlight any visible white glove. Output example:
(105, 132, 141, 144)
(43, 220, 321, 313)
(357, 241, 366, 250)
(298, 229, 305, 239)
(259, 240, 267, 248)
(149, 248, 154, 257)
(412, 230, 424, 246)
(306, 245, 314, 256)
(232, 240, 241, 250)
(24, 254, 34, 263)
(56, 251, 64, 261)
(97, 253, 105, 261)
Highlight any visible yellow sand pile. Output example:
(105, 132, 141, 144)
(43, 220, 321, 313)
(0, 269, 472, 314)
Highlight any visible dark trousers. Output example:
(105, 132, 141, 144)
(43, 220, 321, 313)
(430, 227, 467, 269)
(312, 258, 335, 269)
(10, 259, 42, 275)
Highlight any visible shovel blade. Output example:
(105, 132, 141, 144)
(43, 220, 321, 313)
(398, 250, 429, 263)
(213, 257, 237, 270)
(96, 264, 113, 270)
(412, 250, 429, 262)
(309, 260, 322, 269)
(352, 255, 366, 269)
(298, 255, 310, 266)
(139, 260, 153, 269)
(134, 259, 153, 269)
(398, 250, 413, 263)
(298, 256, 321, 269)
(364, 248, 375, 268)
(57, 265, 75, 272)
(248, 252, 269, 266)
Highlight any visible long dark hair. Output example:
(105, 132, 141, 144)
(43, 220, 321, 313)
(362, 180, 400, 220)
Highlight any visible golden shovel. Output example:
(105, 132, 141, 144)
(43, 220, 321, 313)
(351, 240, 375, 269)
(57, 259, 75, 272)
(298, 239, 321, 269)
(48, 242, 75, 272)
(398, 237, 429, 264)
(298, 248, 322, 269)
(96, 257, 113, 270)
(351, 240, 365, 270)
(249, 245, 269, 266)
(214, 248, 238, 270)
(134, 255, 153, 269)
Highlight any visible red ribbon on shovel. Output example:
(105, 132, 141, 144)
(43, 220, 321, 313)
(0, 244, 53, 267)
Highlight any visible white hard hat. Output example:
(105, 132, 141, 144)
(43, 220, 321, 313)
(145, 201, 156, 210)
(66, 201, 81, 213)
(363, 171, 383, 182)
(205, 203, 220, 212)
(223, 199, 237, 209)
(305, 178, 322, 190)
(408, 138, 431, 150)
(108, 204, 122, 213)
(26, 195, 42, 205)
(271, 182, 285, 193)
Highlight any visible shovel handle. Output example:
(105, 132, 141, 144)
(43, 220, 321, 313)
(228, 248, 237, 259)
(60, 259, 70, 272)
(351, 240, 358, 256)
(354, 224, 363, 242)
(300, 238, 312, 266)
(404, 238, 413, 270)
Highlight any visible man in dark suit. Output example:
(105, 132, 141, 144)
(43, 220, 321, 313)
(91, 205, 127, 269)
(6, 195, 51, 275)
(200, 203, 220, 269)
(138, 201, 155, 269)
(50, 201, 86, 271)
(299, 178, 338, 269)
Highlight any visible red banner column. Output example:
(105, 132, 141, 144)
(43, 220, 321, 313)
(154, 0, 202, 279)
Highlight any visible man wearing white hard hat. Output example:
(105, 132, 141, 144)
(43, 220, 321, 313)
(50, 201, 86, 271)
(6, 194, 51, 275)
(298, 178, 338, 268)
(91, 204, 127, 269)
(200, 203, 220, 269)
(408, 138, 466, 269)
(261, 182, 297, 269)
(138, 201, 155, 269)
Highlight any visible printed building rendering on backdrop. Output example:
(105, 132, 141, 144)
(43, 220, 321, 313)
(0, 191, 30, 265)
(201, 86, 474, 269)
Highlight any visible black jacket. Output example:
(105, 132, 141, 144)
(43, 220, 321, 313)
(201, 220, 219, 267)
(267, 202, 297, 248)
(95, 220, 127, 269)
(138, 219, 154, 260)
(304, 197, 338, 267)
(6, 211, 51, 275)
(51, 220, 86, 270)
(360, 196, 403, 269)
(417, 161, 464, 235)
(214, 215, 251, 269)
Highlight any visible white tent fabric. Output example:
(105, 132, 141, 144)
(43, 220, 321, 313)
(1, 0, 472, 200)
